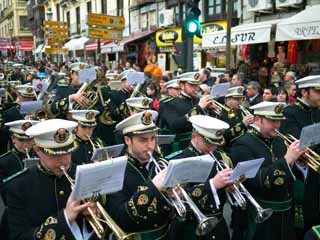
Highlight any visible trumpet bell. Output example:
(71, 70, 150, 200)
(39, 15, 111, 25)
(256, 208, 273, 223)
(195, 216, 218, 236)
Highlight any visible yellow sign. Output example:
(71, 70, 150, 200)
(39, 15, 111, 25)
(45, 33, 68, 39)
(88, 27, 122, 40)
(45, 48, 68, 54)
(44, 21, 67, 27)
(87, 13, 125, 28)
(156, 28, 182, 47)
(47, 40, 65, 47)
(194, 21, 227, 43)
(45, 26, 68, 33)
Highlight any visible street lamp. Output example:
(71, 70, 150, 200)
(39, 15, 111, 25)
(9, 26, 13, 59)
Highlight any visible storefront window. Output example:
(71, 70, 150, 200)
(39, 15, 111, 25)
(140, 13, 148, 31)
(149, 10, 157, 29)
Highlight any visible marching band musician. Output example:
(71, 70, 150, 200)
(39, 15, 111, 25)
(0, 120, 38, 239)
(218, 85, 254, 149)
(106, 110, 172, 239)
(280, 75, 320, 238)
(159, 76, 213, 134)
(231, 101, 305, 240)
(166, 115, 234, 240)
(69, 110, 104, 165)
(7, 119, 99, 240)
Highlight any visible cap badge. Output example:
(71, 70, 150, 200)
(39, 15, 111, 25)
(21, 122, 32, 131)
(237, 87, 244, 94)
(274, 104, 285, 114)
(86, 111, 95, 120)
(216, 129, 225, 137)
(26, 87, 33, 94)
(142, 98, 149, 107)
(54, 128, 70, 144)
(141, 112, 153, 125)
(194, 72, 200, 80)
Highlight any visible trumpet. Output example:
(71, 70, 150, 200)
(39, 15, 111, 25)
(148, 152, 218, 236)
(209, 153, 273, 223)
(239, 104, 252, 118)
(274, 129, 320, 173)
(209, 98, 236, 118)
(73, 82, 98, 110)
(60, 166, 137, 240)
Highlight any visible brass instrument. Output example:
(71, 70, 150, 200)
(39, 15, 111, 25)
(34, 92, 50, 120)
(239, 104, 252, 118)
(60, 166, 137, 240)
(209, 98, 236, 118)
(148, 152, 218, 236)
(274, 129, 320, 172)
(73, 82, 99, 110)
(209, 153, 273, 223)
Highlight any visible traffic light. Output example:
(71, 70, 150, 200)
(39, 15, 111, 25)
(185, 0, 201, 37)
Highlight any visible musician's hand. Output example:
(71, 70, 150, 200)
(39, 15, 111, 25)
(167, 186, 182, 198)
(70, 93, 90, 106)
(211, 168, 234, 189)
(242, 114, 254, 127)
(198, 95, 212, 109)
(82, 201, 99, 218)
(65, 195, 92, 223)
(152, 168, 167, 191)
(284, 140, 305, 165)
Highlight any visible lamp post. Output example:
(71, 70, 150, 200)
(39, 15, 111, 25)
(9, 27, 13, 60)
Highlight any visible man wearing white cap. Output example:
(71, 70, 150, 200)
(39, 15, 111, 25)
(0, 119, 38, 239)
(70, 110, 104, 165)
(166, 115, 234, 240)
(280, 75, 320, 237)
(231, 101, 305, 240)
(159, 75, 214, 133)
(6, 119, 97, 240)
(106, 110, 172, 239)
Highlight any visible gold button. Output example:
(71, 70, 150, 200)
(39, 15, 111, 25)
(59, 190, 64, 196)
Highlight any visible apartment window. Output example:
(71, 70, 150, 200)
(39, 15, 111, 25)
(66, 11, 70, 35)
(208, 0, 223, 15)
(87, 1, 92, 13)
(101, 0, 106, 14)
(149, 10, 156, 29)
(140, 13, 147, 31)
(56, 4, 60, 21)
(20, 16, 30, 30)
(76, 7, 80, 34)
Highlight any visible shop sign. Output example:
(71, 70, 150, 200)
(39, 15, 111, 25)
(194, 21, 227, 43)
(202, 27, 271, 48)
(276, 22, 320, 41)
(156, 28, 182, 47)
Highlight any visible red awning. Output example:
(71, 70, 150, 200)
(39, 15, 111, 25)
(16, 41, 33, 51)
(85, 40, 110, 51)
(0, 38, 13, 50)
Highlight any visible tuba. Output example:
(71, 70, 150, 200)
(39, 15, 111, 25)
(73, 82, 99, 110)
(60, 166, 138, 240)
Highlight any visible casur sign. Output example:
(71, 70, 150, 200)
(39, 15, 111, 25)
(156, 28, 182, 47)
(202, 26, 271, 48)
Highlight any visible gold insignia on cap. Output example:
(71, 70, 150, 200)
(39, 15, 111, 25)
(44, 229, 56, 240)
(274, 177, 284, 186)
(21, 122, 32, 131)
(86, 111, 95, 120)
(216, 129, 225, 137)
(59, 100, 66, 106)
(137, 194, 149, 205)
(237, 87, 244, 94)
(194, 72, 200, 80)
(80, 63, 85, 69)
(274, 104, 285, 114)
(141, 111, 153, 125)
(192, 188, 202, 197)
(26, 86, 33, 94)
(142, 98, 149, 107)
(54, 128, 70, 144)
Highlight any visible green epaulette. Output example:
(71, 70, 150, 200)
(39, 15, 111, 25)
(57, 80, 69, 87)
(312, 225, 320, 239)
(0, 151, 11, 159)
(165, 150, 183, 160)
(160, 96, 174, 103)
(2, 168, 29, 184)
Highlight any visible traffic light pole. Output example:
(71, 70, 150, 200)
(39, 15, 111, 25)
(184, 33, 194, 72)
(226, 0, 233, 72)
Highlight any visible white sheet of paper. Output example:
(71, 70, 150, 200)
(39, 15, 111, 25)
(156, 135, 176, 145)
(32, 79, 48, 92)
(163, 154, 214, 188)
(127, 72, 145, 85)
(229, 158, 265, 181)
(210, 82, 230, 99)
(91, 144, 125, 162)
(79, 67, 97, 84)
(71, 156, 128, 200)
(23, 158, 40, 168)
(20, 100, 43, 114)
(299, 123, 320, 149)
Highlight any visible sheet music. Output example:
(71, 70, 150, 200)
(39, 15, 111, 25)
(20, 100, 43, 114)
(163, 154, 214, 188)
(71, 156, 127, 200)
(299, 123, 320, 149)
(79, 67, 97, 84)
(91, 144, 125, 162)
(156, 135, 176, 145)
(127, 72, 145, 85)
(23, 158, 40, 168)
(229, 158, 265, 181)
(210, 82, 230, 99)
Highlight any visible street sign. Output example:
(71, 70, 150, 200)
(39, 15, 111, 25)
(45, 26, 68, 33)
(45, 33, 68, 39)
(45, 48, 68, 54)
(88, 27, 123, 40)
(44, 21, 67, 27)
(47, 40, 65, 47)
(87, 13, 125, 28)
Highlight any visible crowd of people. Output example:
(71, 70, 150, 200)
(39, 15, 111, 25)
(0, 57, 319, 240)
